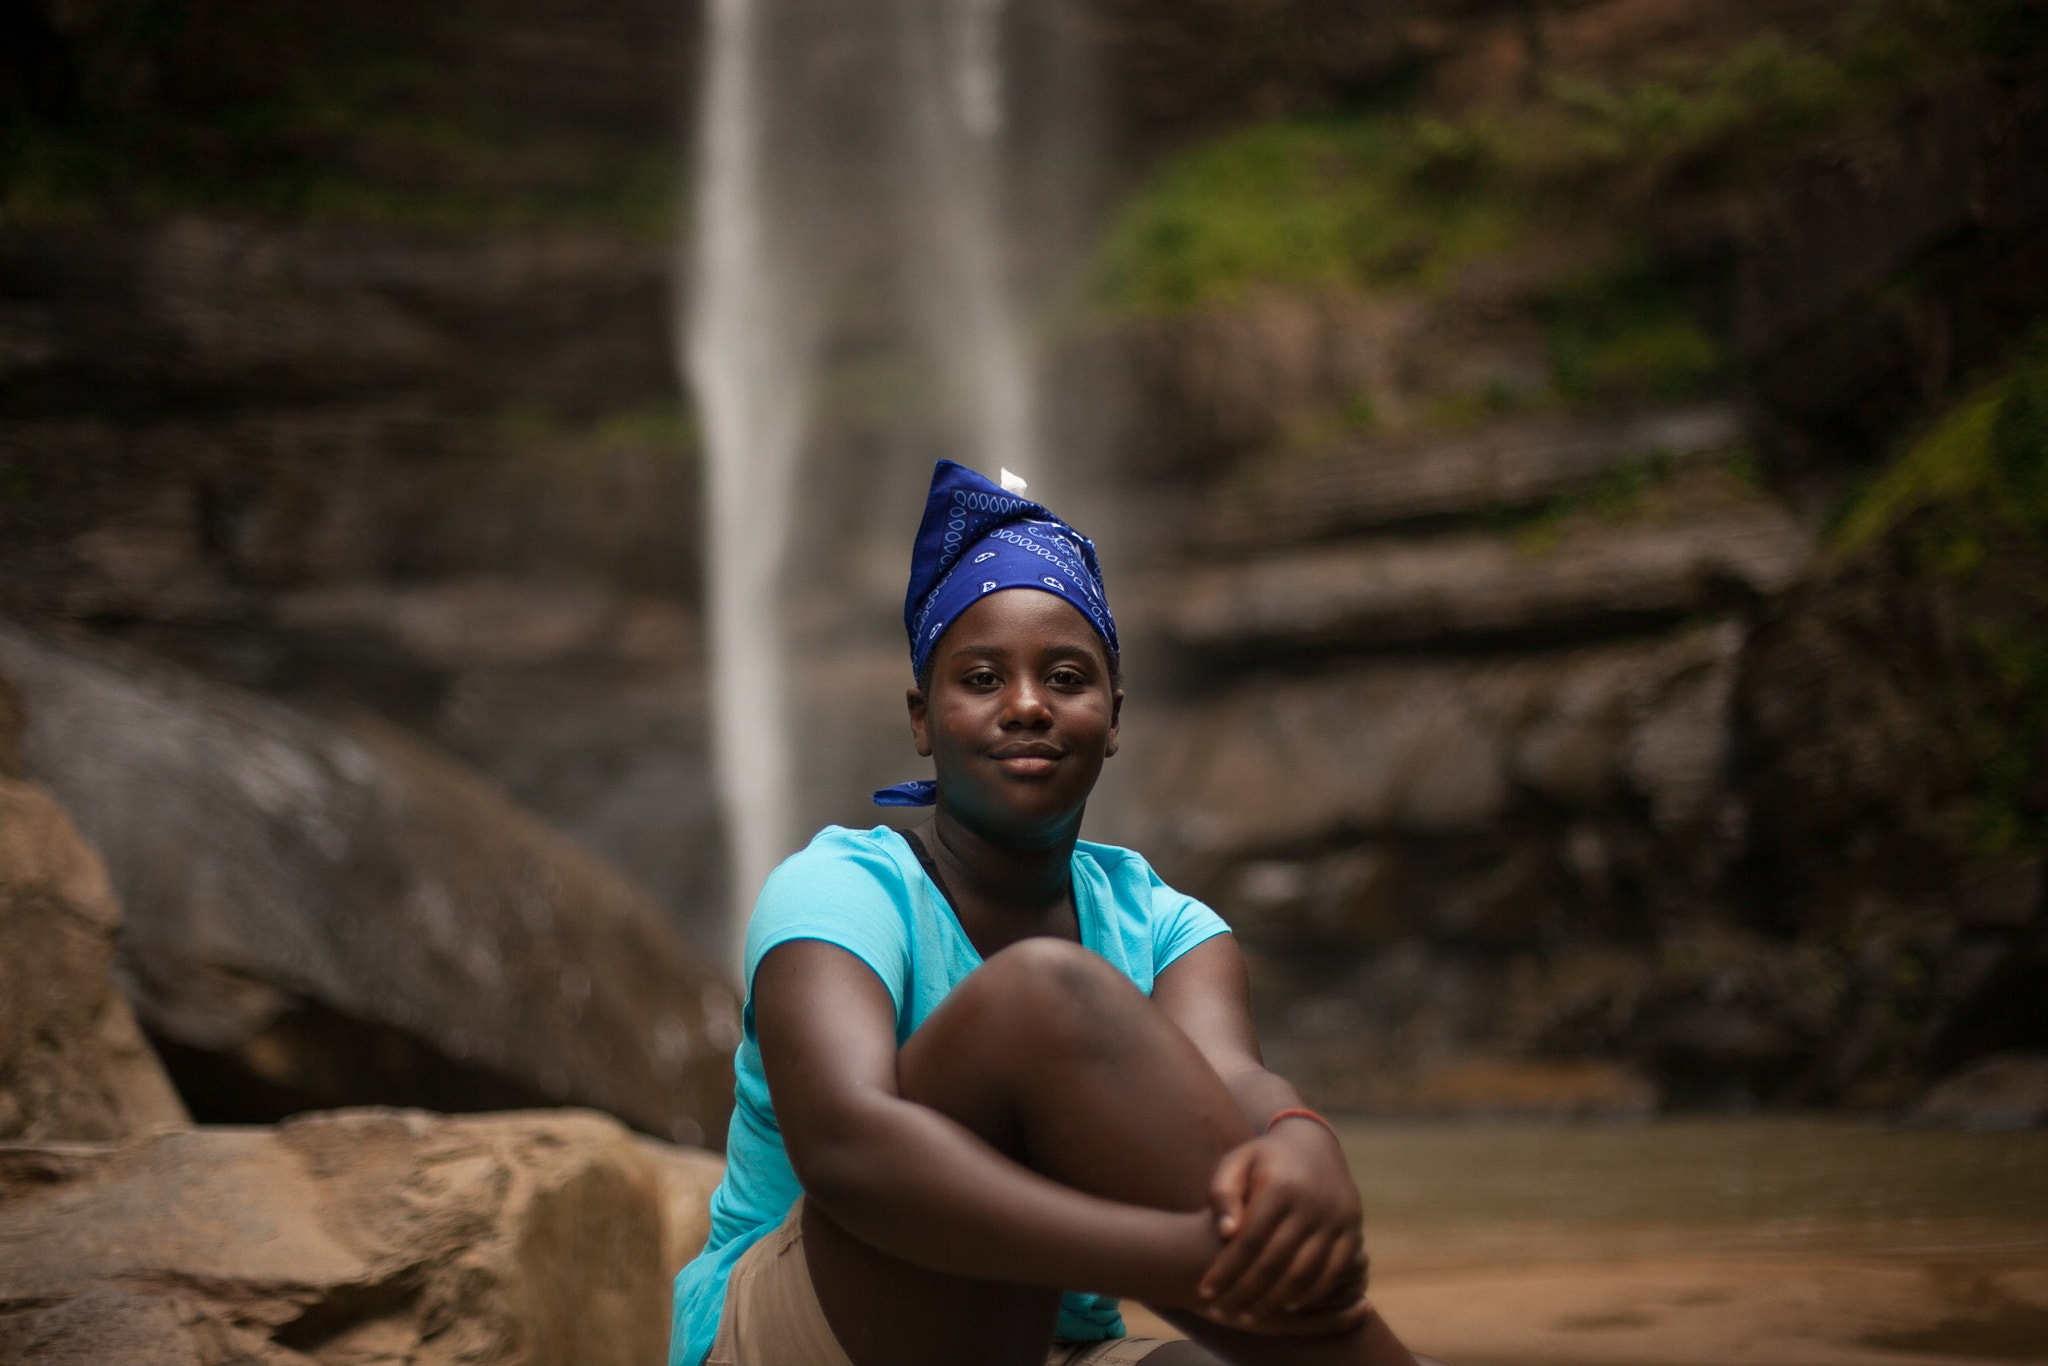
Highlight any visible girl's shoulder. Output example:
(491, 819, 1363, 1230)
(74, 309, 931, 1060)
(753, 827, 921, 925)
(1072, 838, 1198, 915)
(1072, 837, 1165, 885)
(763, 824, 920, 900)
(745, 826, 927, 987)
(1073, 838, 1229, 972)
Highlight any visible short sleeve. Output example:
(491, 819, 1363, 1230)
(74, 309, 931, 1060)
(742, 830, 914, 1022)
(1146, 863, 1230, 973)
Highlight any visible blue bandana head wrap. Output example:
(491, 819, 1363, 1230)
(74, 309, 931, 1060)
(872, 459, 1118, 807)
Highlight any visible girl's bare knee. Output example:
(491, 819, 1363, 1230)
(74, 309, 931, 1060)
(969, 937, 1141, 1047)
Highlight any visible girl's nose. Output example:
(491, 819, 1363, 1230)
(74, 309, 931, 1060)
(1000, 679, 1053, 726)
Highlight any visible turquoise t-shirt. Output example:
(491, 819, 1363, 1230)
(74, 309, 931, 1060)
(668, 824, 1231, 1366)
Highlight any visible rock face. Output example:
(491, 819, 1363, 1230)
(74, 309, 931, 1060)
(1116, 389, 2043, 1109)
(1159, 493, 1805, 652)
(1, 0, 722, 936)
(0, 734, 190, 1142)
(1136, 622, 1744, 862)
(0, 1108, 722, 1366)
(1078, 0, 2048, 1114)
(4, 0, 2042, 1124)
(0, 215, 720, 942)
(0, 621, 737, 1143)
(1196, 406, 1749, 544)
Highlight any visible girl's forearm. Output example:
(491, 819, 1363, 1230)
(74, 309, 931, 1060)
(1218, 1065, 1305, 1134)
(797, 1095, 1222, 1306)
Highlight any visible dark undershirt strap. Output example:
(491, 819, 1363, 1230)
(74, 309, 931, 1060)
(900, 829, 1084, 953)
(898, 828, 961, 916)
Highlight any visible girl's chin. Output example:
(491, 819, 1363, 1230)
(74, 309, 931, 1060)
(937, 793, 1089, 844)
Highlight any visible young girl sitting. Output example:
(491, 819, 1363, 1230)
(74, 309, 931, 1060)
(671, 461, 1425, 1366)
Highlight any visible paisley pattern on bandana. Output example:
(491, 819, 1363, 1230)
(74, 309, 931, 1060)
(873, 460, 1119, 808)
(901, 462, 1117, 677)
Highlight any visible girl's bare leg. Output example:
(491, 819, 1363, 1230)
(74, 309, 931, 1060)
(799, 937, 1419, 1366)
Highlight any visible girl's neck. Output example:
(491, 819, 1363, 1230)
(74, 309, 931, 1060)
(919, 809, 1081, 950)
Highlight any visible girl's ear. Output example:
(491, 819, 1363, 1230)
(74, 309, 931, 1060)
(1105, 687, 1123, 758)
(907, 686, 932, 758)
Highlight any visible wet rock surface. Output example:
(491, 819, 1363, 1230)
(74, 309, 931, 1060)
(0, 621, 736, 1143)
(0, 1108, 722, 1366)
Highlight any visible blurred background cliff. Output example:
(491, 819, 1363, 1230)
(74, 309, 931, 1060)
(2, 0, 2045, 1140)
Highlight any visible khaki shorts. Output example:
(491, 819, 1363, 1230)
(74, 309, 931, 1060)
(707, 1198, 1175, 1366)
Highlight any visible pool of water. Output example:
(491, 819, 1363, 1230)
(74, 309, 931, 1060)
(1340, 1118, 2048, 1232)
(1325, 1120, 2048, 1365)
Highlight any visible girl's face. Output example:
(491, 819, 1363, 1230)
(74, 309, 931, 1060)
(907, 589, 1121, 848)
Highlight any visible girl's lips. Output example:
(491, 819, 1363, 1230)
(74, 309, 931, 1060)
(993, 752, 1061, 775)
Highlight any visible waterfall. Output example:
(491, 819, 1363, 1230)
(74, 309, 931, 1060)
(683, 0, 813, 965)
(901, 0, 1037, 479)
(686, 0, 1071, 959)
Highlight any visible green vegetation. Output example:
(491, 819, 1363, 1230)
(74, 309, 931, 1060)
(593, 402, 699, 450)
(1507, 440, 1767, 556)
(4, 115, 677, 236)
(1087, 117, 1519, 312)
(493, 399, 697, 455)
(1510, 447, 1687, 554)
(1527, 33, 1857, 186)
(1967, 619, 2048, 853)
(1084, 0, 2032, 426)
(1419, 380, 1544, 432)
(1831, 339, 2048, 853)
(0, 1, 677, 234)
(1540, 263, 1723, 403)
(1263, 390, 1388, 456)
(1086, 18, 1953, 319)
(1831, 343, 2048, 557)
(1830, 391, 2006, 558)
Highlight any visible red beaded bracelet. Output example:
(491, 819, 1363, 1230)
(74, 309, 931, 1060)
(1265, 1106, 1338, 1139)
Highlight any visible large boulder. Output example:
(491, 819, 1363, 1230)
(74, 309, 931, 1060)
(0, 669, 189, 1142)
(0, 1108, 724, 1366)
(0, 621, 737, 1143)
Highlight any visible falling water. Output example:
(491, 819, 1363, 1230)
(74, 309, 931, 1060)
(900, 0, 1037, 478)
(683, 0, 813, 964)
(685, 0, 1068, 957)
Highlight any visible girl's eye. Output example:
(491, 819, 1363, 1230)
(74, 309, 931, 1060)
(964, 669, 1000, 687)
(1049, 667, 1087, 688)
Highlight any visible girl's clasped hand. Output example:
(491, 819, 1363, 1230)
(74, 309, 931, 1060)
(1200, 1117, 1370, 1335)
